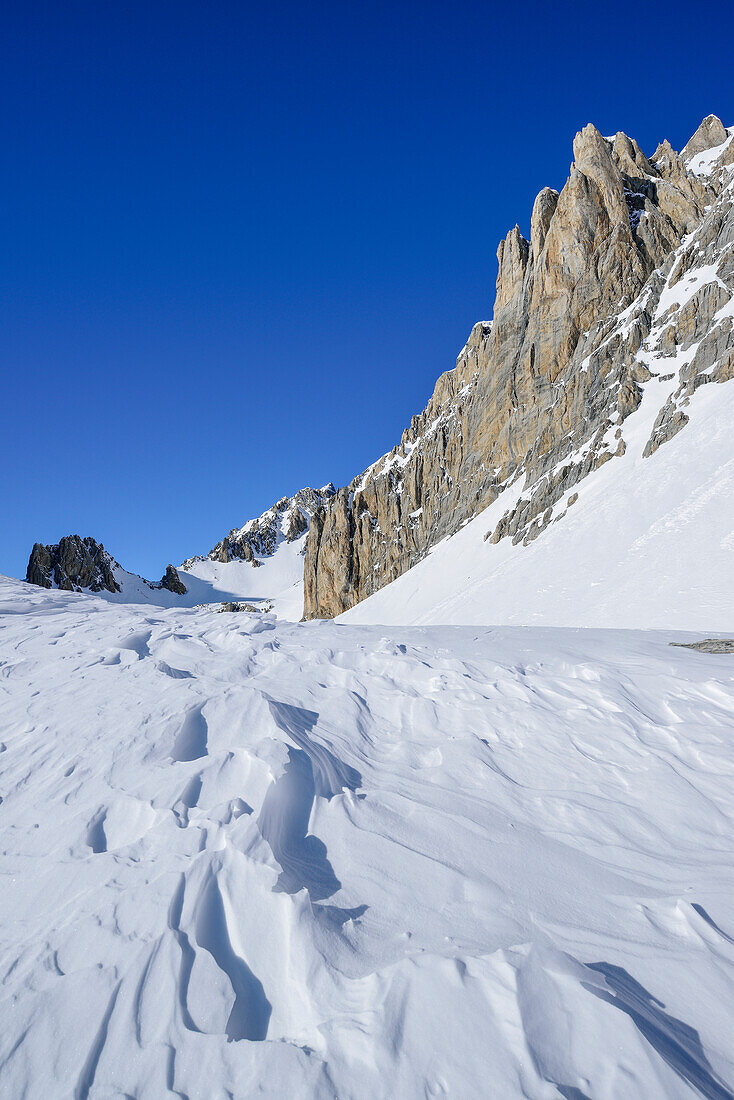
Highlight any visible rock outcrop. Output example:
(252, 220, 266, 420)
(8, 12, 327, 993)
(681, 114, 729, 159)
(26, 539, 188, 598)
(183, 485, 335, 569)
(158, 564, 187, 595)
(304, 115, 734, 619)
(26, 536, 121, 594)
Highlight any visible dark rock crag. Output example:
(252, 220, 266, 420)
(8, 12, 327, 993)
(158, 564, 187, 595)
(26, 538, 187, 597)
(26, 536, 121, 594)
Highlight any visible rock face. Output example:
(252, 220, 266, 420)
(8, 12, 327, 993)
(681, 114, 729, 159)
(26, 536, 121, 594)
(183, 485, 335, 569)
(304, 115, 734, 619)
(158, 564, 187, 595)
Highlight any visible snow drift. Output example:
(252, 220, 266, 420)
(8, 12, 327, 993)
(1, 575, 734, 1097)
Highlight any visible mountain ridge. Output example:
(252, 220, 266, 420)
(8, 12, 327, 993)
(181, 484, 335, 570)
(25, 535, 188, 597)
(303, 114, 734, 620)
(20, 115, 734, 628)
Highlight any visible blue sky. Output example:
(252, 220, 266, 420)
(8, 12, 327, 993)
(2, 0, 731, 580)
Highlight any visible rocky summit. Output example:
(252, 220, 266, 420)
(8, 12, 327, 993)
(26, 537, 187, 598)
(26, 535, 121, 594)
(303, 114, 734, 619)
(182, 484, 336, 569)
(159, 563, 188, 595)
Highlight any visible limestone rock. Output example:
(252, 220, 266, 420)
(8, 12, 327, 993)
(681, 114, 728, 159)
(672, 639, 734, 654)
(304, 115, 732, 620)
(217, 601, 268, 613)
(530, 187, 559, 258)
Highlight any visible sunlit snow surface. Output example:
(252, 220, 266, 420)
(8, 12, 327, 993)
(101, 534, 310, 621)
(2, 575, 734, 1097)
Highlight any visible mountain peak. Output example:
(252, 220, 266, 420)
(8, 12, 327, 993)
(26, 536, 121, 594)
(25, 536, 188, 597)
(681, 113, 728, 159)
(304, 114, 734, 621)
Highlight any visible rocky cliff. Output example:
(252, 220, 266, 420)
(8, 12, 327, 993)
(304, 115, 734, 619)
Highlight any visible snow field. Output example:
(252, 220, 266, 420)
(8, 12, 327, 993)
(1, 576, 734, 1097)
(100, 533, 310, 620)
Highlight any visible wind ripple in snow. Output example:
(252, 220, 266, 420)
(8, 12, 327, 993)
(258, 746, 342, 900)
(584, 963, 734, 1100)
(2, 575, 734, 1097)
(258, 700, 362, 901)
(191, 869, 272, 1042)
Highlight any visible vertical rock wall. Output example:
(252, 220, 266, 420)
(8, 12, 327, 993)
(304, 116, 733, 619)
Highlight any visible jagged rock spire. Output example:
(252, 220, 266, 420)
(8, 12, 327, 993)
(303, 115, 732, 620)
(682, 114, 728, 159)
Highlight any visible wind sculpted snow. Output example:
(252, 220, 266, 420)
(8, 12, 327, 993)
(1, 576, 734, 1097)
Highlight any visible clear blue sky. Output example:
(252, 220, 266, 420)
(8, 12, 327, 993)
(2, 0, 731, 580)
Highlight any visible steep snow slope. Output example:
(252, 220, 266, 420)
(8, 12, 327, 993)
(343, 367, 734, 629)
(179, 537, 311, 620)
(2, 575, 734, 1098)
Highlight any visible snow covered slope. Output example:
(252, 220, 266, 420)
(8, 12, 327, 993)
(174, 485, 336, 617)
(106, 548, 307, 620)
(179, 540, 313, 621)
(343, 365, 734, 629)
(177, 485, 336, 618)
(2, 574, 734, 1097)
